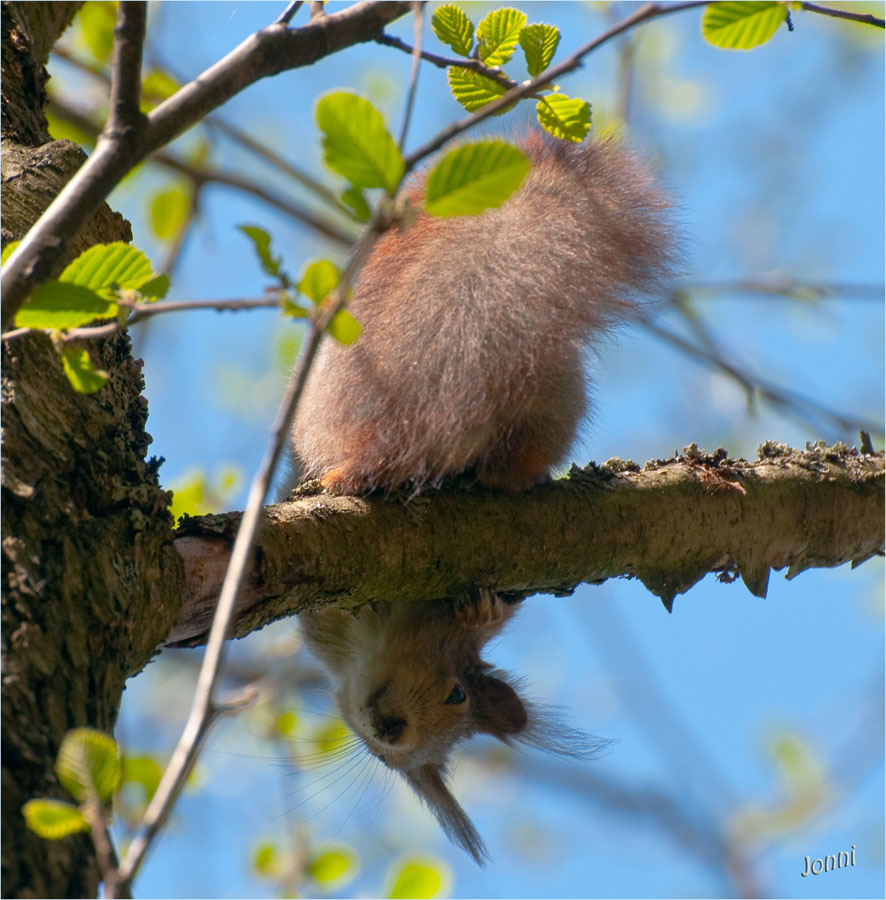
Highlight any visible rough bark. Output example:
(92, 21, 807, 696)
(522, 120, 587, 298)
(1, 4, 183, 896)
(168, 443, 885, 646)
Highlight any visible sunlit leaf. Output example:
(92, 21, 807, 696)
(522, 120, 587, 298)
(308, 848, 358, 887)
(60, 347, 110, 394)
(121, 755, 164, 806)
(59, 242, 153, 295)
(315, 92, 404, 194)
(476, 7, 527, 66)
(425, 141, 530, 217)
(78, 1, 117, 64)
(2, 241, 20, 266)
(328, 309, 361, 345)
(702, 2, 787, 49)
(252, 841, 279, 877)
(15, 283, 116, 330)
(536, 93, 591, 142)
(149, 185, 190, 240)
(136, 273, 170, 300)
(341, 187, 371, 223)
(519, 23, 560, 77)
(447, 66, 510, 113)
(23, 799, 90, 840)
(275, 711, 298, 736)
(388, 860, 446, 899)
(432, 5, 474, 56)
(238, 225, 283, 280)
(55, 728, 121, 804)
(298, 259, 341, 305)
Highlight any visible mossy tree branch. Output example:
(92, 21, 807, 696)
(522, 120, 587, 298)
(167, 443, 885, 648)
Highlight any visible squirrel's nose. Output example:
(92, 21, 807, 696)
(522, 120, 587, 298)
(374, 714, 407, 743)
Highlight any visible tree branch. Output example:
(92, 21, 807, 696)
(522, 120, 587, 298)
(799, 2, 884, 28)
(105, 2, 147, 140)
(165, 443, 884, 648)
(1, 0, 412, 328)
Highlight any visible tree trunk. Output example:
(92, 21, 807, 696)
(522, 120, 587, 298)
(1, 4, 184, 896)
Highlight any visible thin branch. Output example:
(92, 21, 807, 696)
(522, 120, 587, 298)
(397, 3, 425, 151)
(50, 45, 353, 218)
(376, 32, 518, 91)
(47, 98, 356, 247)
(685, 279, 884, 301)
(645, 320, 885, 437)
(115, 212, 383, 891)
(799, 1, 884, 27)
(105, 2, 147, 139)
(1, 0, 413, 328)
(402, 1, 711, 172)
(276, 1, 304, 26)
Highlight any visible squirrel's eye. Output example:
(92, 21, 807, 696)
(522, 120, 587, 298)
(444, 684, 467, 705)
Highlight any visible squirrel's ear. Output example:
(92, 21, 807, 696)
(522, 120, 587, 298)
(404, 764, 489, 865)
(471, 671, 528, 740)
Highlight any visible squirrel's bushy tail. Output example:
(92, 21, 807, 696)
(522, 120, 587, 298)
(293, 135, 678, 494)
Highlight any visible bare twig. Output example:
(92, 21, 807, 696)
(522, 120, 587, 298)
(376, 32, 518, 91)
(645, 320, 885, 437)
(685, 279, 884, 302)
(397, 4, 425, 151)
(1, 0, 413, 327)
(799, 1, 884, 27)
(47, 98, 356, 247)
(402, 1, 711, 172)
(115, 214, 382, 891)
(50, 45, 353, 219)
(105, 2, 147, 140)
(276, 1, 304, 26)
(82, 790, 128, 900)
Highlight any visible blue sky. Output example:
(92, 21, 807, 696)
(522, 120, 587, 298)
(49, 2, 884, 897)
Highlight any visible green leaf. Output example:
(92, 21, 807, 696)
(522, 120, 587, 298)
(425, 140, 530, 217)
(519, 23, 560, 77)
(59, 242, 154, 295)
(150, 186, 190, 240)
(275, 711, 298, 736)
(476, 7, 527, 66)
(536, 93, 591, 142)
(282, 297, 309, 319)
(55, 728, 121, 803)
(1, 240, 21, 266)
(15, 282, 117, 330)
(78, 1, 117, 64)
(298, 259, 341, 305)
(121, 755, 164, 805)
(238, 225, 282, 280)
(252, 841, 279, 877)
(447, 67, 509, 114)
(135, 273, 170, 300)
(432, 5, 474, 57)
(23, 799, 90, 840)
(315, 92, 404, 194)
(702, 2, 787, 49)
(141, 68, 180, 108)
(60, 346, 109, 394)
(308, 720, 352, 761)
(309, 848, 358, 886)
(388, 860, 445, 899)
(341, 187, 371, 223)
(328, 309, 361, 345)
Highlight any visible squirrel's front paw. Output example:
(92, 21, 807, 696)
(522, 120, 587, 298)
(454, 588, 505, 627)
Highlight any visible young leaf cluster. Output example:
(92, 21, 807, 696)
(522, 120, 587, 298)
(432, 5, 590, 144)
(238, 225, 361, 345)
(701, 2, 789, 50)
(23, 728, 122, 841)
(314, 90, 531, 220)
(4, 242, 169, 393)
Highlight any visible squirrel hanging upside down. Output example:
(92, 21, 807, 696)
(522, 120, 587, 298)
(292, 133, 677, 863)
(292, 132, 676, 495)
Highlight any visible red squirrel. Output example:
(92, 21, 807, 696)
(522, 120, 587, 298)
(292, 132, 675, 494)
(294, 134, 675, 861)
(299, 590, 607, 864)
